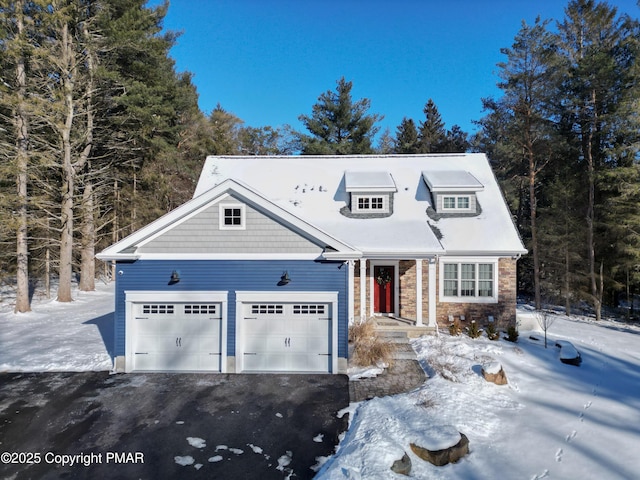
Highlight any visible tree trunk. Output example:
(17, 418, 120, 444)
(527, 147, 541, 310)
(56, 22, 76, 303)
(78, 20, 96, 292)
(14, 0, 31, 313)
(584, 88, 602, 321)
(79, 180, 95, 291)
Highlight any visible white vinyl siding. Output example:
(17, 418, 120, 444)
(440, 260, 497, 303)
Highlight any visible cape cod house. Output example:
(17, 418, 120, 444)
(97, 154, 526, 374)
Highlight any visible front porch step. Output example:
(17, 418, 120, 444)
(372, 317, 436, 339)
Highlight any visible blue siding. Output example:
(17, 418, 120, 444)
(114, 259, 349, 361)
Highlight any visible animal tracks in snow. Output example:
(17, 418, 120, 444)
(555, 448, 563, 462)
(565, 430, 577, 442)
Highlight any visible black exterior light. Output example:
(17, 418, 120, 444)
(170, 270, 180, 284)
(278, 271, 291, 286)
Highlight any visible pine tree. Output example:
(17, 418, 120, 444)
(555, 0, 640, 320)
(394, 117, 419, 153)
(417, 99, 447, 153)
(479, 17, 561, 308)
(297, 77, 382, 155)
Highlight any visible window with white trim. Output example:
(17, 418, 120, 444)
(442, 262, 494, 299)
(219, 204, 245, 230)
(442, 195, 471, 211)
(353, 194, 388, 213)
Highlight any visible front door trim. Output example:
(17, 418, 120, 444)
(369, 260, 399, 317)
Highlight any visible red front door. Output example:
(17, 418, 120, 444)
(374, 266, 395, 314)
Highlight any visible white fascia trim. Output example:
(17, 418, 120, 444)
(445, 250, 527, 257)
(130, 253, 324, 261)
(360, 251, 444, 260)
(96, 253, 139, 261)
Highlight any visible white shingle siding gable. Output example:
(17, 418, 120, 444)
(137, 195, 324, 255)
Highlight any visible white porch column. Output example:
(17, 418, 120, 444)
(415, 259, 423, 326)
(428, 258, 437, 327)
(359, 259, 367, 322)
(347, 260, 355, 325)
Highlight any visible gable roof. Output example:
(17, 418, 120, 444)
(194, 154, 527, 258)
(97, 178, 360, 261)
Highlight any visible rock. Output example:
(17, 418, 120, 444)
(390, 452, 411, 476)
(556, 340, 582, 366)
(410, 433, 469, 467)
(482, 362, 508, 385)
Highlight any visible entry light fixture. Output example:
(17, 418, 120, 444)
(170, 270, 180, 284)
(278, 271, 291, 286)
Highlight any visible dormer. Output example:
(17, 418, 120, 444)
(343, 171, 396, 217)
(422, 170, 484, 215)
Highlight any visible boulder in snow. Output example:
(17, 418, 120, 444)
(556, 340, 582, 366)
(390, 452, 412, 476)
(410, 426, 469, 466)
(481, 361, 508, 385)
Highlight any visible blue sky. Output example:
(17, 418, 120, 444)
(152, 0, 639, 138)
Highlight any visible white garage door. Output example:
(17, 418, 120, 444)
(242, 302, 332, 373)
(131, 302, 222, 372)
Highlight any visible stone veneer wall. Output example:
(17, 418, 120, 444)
(435, 257, 517, 330)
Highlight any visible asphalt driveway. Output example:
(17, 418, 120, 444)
(0, 372, 350, 479)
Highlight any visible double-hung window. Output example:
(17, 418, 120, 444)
(442, 261, 496, 301)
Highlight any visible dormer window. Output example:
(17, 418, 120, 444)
(443, 195, 471, 211)
(353, 195, 388, 213)
(343, 171, 396, 218)
(422, 170, 483, 215)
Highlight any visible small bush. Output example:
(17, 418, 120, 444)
(448, 318, 462, 336)
(486, 322, 499, 341)
(466, 320, 481, 339)
(349, 320, 396, 367)
(505, 325, 519, 343)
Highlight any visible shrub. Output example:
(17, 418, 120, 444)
(505, 325, 519, 343)
(486, 322, 499, 341)
(448, 318, 462, 336)
(466, 320, 481, 339)
(349, 320, 396, 367)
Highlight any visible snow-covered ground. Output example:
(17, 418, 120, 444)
(1, 285, 639, 479)
(318, 309, 640, 479)
(0, 282, 114, 372)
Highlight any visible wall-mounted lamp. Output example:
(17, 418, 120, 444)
(169, 270, 180, 284)
(278, 271, 291, 286)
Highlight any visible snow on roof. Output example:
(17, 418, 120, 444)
(344, 171, 396, 192)
(422, 170, 484, 192)
(194, 154, 526, 257)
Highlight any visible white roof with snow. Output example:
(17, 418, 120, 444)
(194, 154, 526, 258)
(422, 170, 484, 192)
(344, 171, 396, 192)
